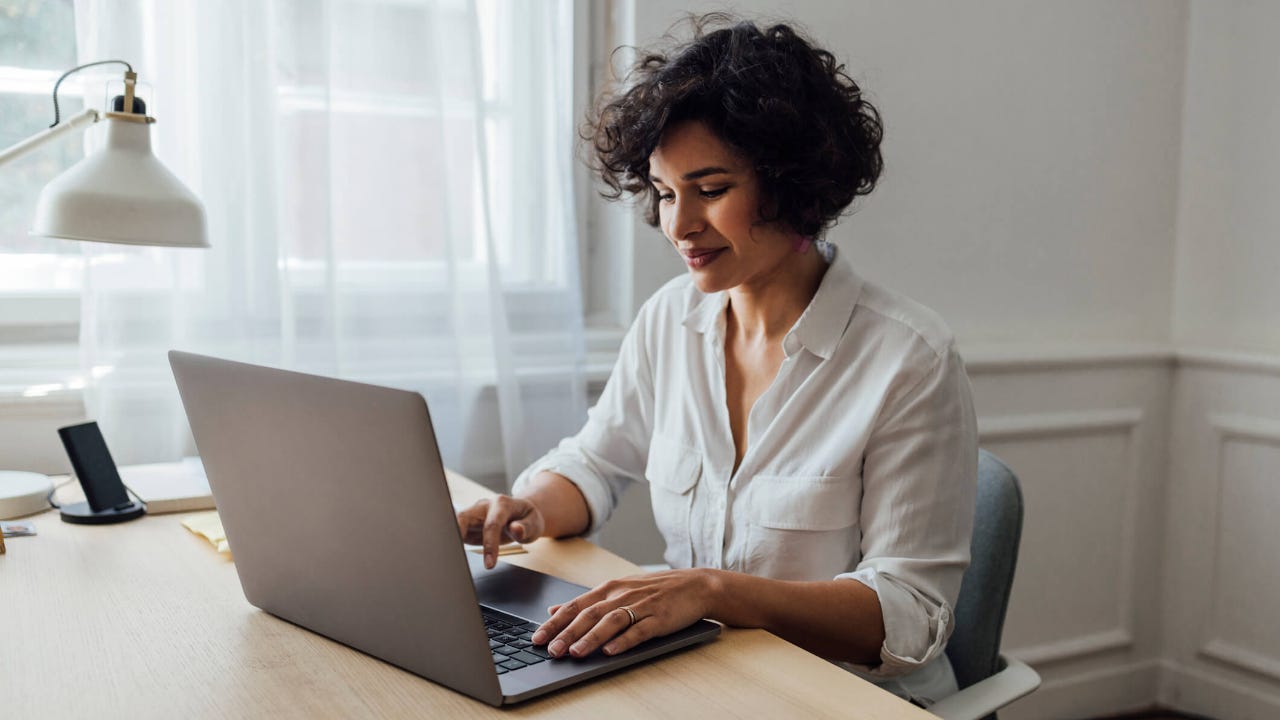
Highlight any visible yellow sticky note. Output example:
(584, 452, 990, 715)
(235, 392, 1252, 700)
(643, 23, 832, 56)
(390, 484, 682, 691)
(182, 511, 230, 555)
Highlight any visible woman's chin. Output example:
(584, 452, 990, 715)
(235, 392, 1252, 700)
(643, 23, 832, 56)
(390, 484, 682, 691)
(688, 270, 731, 294)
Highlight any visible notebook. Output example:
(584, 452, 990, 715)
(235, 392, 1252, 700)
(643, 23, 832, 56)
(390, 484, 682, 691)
(121, 458, 215, 514)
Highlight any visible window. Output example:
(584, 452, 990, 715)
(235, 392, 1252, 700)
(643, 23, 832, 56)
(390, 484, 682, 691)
(0, 0, 84, 295)
(1, 0, 587, 387)
(272, 0, 573, 292)
(0, 1, 85, 395)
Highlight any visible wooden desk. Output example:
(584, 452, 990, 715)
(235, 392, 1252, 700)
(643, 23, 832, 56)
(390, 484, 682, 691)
(3, 472, 935, 719)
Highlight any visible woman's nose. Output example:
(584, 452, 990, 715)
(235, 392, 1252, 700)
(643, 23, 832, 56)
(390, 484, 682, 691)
(668, 198, 707, 240)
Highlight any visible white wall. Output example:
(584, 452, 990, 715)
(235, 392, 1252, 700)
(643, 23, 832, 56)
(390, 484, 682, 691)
(1173, 2, 1280, 354)
(629, 0, 1187, 346)
(1159, 4, 1280, 718)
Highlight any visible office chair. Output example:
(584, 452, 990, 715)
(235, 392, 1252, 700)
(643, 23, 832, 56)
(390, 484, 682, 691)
(928, 450, 1041, 720)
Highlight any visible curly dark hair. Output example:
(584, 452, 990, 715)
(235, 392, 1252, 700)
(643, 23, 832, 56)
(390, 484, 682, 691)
(586, 14, 884, 238)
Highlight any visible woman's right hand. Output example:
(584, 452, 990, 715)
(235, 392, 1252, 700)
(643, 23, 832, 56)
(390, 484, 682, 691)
(456, 495, 546, 569)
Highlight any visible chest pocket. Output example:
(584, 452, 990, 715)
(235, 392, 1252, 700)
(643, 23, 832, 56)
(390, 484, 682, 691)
(743, 475, 860, 580)
(645, 434, 701, 569)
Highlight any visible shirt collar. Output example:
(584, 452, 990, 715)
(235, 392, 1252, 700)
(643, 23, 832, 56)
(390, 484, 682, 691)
(682, 286, 729, 337)
(681, 242, 864, 360)
(786, 243, 863, 360)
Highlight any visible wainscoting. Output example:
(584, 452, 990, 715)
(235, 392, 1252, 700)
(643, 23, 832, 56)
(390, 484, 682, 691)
(967, 346, 1173, 719)
(1158, 351, 1280, 720)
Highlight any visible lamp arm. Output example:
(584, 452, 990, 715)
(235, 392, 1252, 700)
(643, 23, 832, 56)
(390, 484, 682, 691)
(0, 108, 100, 169)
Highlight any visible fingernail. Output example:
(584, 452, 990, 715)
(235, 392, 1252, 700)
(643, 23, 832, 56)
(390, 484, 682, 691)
(549, 640, 565, 656)
(603, 642, 617, 655)
(531, 630, 546, 643)
(484, 553, 494, 567)
(569, 642, 584, 656)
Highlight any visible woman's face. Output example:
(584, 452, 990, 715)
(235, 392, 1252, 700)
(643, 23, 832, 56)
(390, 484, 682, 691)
(648, 120, 796, 295)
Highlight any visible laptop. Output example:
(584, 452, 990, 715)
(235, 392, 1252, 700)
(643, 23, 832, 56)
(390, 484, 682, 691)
(168, 350, 720, 706)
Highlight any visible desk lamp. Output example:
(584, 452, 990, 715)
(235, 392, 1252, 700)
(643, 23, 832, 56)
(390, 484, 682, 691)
(0, 60, 207, 523)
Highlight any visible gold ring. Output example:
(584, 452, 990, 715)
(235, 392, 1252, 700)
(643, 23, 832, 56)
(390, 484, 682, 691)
(620, 605, 637, 627)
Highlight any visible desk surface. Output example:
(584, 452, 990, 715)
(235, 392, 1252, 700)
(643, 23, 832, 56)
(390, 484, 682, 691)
(3, 471, 934, 719)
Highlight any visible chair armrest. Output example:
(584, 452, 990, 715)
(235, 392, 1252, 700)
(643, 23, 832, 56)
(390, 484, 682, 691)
(926, 655, 1041, 720)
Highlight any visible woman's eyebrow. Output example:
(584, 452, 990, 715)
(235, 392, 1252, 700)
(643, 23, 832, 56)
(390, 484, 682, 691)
(648, 166, 733, 184)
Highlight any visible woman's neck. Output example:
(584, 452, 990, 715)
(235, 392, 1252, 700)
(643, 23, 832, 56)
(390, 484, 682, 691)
(725, 250, 829, 344)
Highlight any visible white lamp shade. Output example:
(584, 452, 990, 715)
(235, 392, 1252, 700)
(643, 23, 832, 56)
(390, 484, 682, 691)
(32, 116, 208, 248)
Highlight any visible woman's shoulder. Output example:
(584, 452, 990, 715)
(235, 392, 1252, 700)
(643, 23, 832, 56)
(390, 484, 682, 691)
(850, 276, 957, 362)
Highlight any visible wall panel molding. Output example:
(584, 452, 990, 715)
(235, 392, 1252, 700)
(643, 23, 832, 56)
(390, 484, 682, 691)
(1178, 348, 1280, 378)
(1161, 659, 1280, 720)
(1014, 628, 1135, 666)
(978, 408, 1145, 442)
(1209, 413, 1280, 446)
(964, 343, 1173, 374)
(1199, 639, 1280, 683)
(1193, 413, 1280, 685)
(984, 408, 1145, 669)
(1003, 659, 1160, 720)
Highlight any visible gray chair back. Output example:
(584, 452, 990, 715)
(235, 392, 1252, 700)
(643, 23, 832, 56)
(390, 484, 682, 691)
(946, 450, 1024, 703)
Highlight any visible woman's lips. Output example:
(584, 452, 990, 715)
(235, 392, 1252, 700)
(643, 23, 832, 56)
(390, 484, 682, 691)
(683, 247, 727, 269)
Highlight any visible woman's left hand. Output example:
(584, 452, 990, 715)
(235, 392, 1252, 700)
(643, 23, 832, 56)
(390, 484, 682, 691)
(531, 568, 718, 658)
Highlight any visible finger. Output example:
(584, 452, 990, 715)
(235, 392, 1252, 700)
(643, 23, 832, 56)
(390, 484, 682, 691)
(509, 513, 543, 543)
(480, 497, 519, 568)
(534, 575, 634, 645)
(532, 590, 603, 646)
(566, 606, 637, 658)
(550, 599, 629, 658)
(519, 501, 546, 543)
(601, 616, 660, 656)
(540, 575, 626, 623)
(457, 499, 489, 543)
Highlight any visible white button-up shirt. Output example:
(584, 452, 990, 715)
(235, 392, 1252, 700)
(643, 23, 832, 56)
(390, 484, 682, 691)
(513, 244, 977, 703)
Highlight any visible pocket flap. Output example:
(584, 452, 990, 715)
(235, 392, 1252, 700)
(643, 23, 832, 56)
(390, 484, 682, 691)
(749, 475, 858, 530)
(645, 434, 701, 495)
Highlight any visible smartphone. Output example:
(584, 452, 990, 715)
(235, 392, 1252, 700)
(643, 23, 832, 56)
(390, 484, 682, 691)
(58, 422, 133, 513)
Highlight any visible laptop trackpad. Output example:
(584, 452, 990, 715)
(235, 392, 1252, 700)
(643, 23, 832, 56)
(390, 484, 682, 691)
(468, 553, 590, 624)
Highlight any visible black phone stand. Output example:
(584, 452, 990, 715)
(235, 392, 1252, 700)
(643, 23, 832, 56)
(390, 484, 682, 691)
(60, 498, 146, 525)
(57, 421, 148, 525)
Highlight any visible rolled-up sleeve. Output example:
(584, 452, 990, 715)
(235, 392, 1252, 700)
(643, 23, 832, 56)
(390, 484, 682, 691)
(511, 303, 657, 534)
(836, 342, 977, 677)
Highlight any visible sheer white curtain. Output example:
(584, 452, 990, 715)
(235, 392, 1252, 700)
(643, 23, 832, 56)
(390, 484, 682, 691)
(71, 0, 587, 485)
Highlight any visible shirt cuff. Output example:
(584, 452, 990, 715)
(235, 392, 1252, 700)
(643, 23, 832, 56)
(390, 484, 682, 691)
(837, 567, 955, 678)
(511, 451, 616, 535)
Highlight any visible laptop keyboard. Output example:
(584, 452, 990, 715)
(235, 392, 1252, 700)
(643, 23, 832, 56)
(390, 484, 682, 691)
(482, 606, 552, 674)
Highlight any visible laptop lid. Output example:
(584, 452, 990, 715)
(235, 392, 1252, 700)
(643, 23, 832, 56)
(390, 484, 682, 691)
(170, 351, 721, 706)
(168, 350, 503, 706)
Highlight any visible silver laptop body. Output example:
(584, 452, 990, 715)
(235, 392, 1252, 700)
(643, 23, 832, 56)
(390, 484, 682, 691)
(168, 350, 719, 706)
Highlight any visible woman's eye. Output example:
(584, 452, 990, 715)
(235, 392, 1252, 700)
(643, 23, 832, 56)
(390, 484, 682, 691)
(656, 186, 727, 203)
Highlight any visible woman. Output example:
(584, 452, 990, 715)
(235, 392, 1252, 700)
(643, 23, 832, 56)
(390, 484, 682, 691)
(456, 15, 977, 707)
